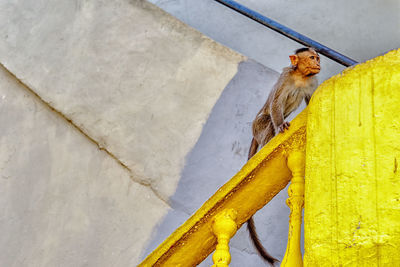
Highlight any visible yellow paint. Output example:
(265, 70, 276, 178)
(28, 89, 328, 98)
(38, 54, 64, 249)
(304, 49, 400, 266)
(138, 107, 308, 267)
(139, 48, 400, 267)
(282, 149, 306, 267)
(211, 209, 238, 267)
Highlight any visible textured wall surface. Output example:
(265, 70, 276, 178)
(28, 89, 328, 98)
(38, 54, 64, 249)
(0, 66, 170, 266)
(0, 0, 244, 200)
(305, 49, 400, 265)
(0, 0, 250, 265)
(0, 0, 288, 265)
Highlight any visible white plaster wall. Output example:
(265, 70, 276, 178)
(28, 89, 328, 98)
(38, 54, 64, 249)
(0, 66, 170, 266)
(0, 0, 249, 265)
(0, 0, 244, 200)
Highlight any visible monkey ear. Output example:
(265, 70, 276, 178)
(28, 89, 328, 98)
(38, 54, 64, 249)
(289, 55, 298, 66)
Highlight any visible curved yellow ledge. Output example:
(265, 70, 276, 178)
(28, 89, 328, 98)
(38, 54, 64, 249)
(304, 49, 400, 266)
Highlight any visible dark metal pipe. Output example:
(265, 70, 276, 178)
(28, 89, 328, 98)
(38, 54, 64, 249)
(214, 0, 358, 67)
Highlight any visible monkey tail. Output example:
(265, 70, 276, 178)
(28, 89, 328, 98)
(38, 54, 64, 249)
(248, 139, 278, 264)
(248, 138, 259, 160)
(247, 216, 279, 265)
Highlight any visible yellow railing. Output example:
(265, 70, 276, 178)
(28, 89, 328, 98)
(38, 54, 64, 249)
(281, 149, 305, 267)
(139, 49, 400, 267)
(138, 108, 308, 267)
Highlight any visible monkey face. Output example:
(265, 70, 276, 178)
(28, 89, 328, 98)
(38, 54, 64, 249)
(294, 49, 321, 76)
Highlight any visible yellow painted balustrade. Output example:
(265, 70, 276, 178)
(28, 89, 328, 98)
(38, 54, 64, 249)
(282, 149, 306, 267)
(304, 49, 400, 266)
(138, 106, 308, 266)
(211, 209, 238, 267)
(139, 49, 400, 267)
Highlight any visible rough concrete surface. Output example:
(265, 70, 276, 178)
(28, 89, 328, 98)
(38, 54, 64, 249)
(0, 0, 244, 200)
(0, 66, 170, 266)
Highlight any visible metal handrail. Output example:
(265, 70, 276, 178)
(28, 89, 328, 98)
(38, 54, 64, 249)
(214, 0, 358, 67)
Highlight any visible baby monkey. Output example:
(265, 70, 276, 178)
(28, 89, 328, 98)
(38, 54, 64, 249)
(247, 47, 320, 265)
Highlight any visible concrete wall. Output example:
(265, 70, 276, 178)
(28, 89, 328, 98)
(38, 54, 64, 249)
(0, 66, 169, 266)
(0, 0, 255, 265)
(0, 0, 244, 201)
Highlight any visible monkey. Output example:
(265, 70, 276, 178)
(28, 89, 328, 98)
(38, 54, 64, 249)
(247, 47, 320, 265)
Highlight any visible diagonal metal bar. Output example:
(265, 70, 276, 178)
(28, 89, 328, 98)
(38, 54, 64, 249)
(214, 0, 358, 67)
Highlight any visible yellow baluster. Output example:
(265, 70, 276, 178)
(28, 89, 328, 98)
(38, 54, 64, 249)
(211, 209, 238, 267)
(281, 149, 305, 267)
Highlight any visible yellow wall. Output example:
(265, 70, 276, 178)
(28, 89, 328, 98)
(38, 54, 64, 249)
(304, 49, 400, 266)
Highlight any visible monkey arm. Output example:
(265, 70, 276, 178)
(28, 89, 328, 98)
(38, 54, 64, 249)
(268, 68, 294, 133)
(269, 87, 287, 133)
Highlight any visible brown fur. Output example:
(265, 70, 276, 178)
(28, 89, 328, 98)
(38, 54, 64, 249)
(247, 48, 320, 264)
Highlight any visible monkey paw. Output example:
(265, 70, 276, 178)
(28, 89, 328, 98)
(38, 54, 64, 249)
(278, 121, 290, 133)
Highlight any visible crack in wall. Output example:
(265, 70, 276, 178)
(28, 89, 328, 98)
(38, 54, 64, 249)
(0, 62, 171, 209)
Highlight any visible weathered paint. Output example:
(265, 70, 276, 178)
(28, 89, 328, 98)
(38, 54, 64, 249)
(304, 49, 400, 266)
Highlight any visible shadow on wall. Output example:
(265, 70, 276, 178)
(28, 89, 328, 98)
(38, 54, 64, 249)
(141, 59, 295, 266)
